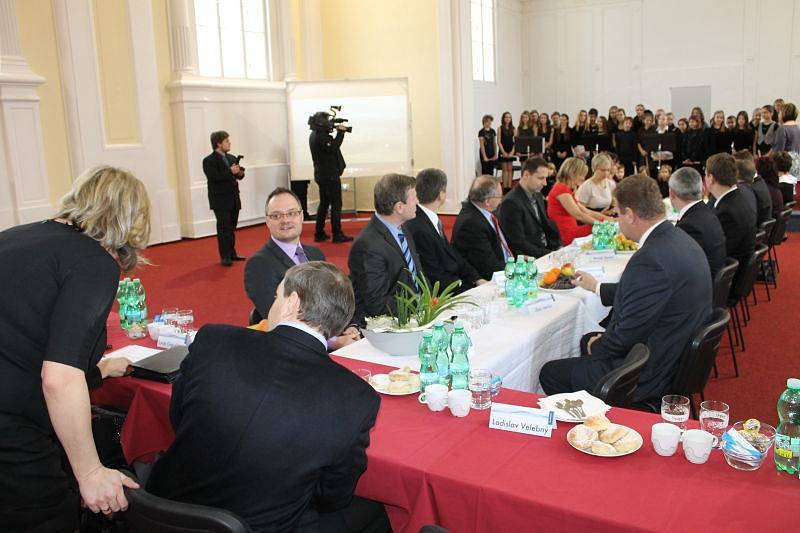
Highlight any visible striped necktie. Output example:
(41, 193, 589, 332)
(295, 245, 308, 264)
(490, 213, 513, 260)
(397, 231, 419, 289)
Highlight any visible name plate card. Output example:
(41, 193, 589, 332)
(523, 295, 556, 314)
(489, 403, 557, 438)
(584, 249, 615, 260)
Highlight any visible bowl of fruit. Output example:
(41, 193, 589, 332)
(540, 264, 578, 292)
(615, 234, 638, 254)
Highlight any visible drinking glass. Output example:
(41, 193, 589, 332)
(161, 307, 179, 325)
(661, 394, 691, 431)
(354, 368, 372, 382)
(175, 309, 194, 334)
(468, 369, 493, 410)
(699, 400, 730, 448)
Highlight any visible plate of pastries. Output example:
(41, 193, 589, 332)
(566, 415, 643, 457)
(369, 367, 421, 395)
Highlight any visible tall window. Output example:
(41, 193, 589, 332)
(471, 0, 495, 82)
(194, 0, 271, 79)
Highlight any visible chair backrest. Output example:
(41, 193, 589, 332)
(779, 207, 793, 242)
(124, 487, 253, 533)
(712, 257, 739, 309)
(670, 308, 731, 397)
(248, 307, 263, 326)
(759, 218, 776, 241)
(769, 211, 788, 246)
(785, 200, 796, 210)
(592, 343, 650, 407)
(736, 243, 769, 298)
(755, 229, 767, 246)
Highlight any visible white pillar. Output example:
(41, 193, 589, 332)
(0, 0, 53, 230)
(166, 0, 198, 76)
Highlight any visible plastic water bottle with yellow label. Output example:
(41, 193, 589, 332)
(775, 378, 800, 474)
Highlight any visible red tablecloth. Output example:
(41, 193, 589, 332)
(93, 323, 800, 532)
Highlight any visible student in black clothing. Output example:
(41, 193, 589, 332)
(756, 106, 779, 155)
(636, 110, 656, 176)
(516, 111, 535, 163)
(704, 110, 729, 157)
(726, 115, 736, 131)
(750, 107, 762, 130)
(691, 107, 707, 128)
(682, 115, 707, 174)
(614, 116, 638, 176)
(632, 104, 646, 131)
(498, 111, 516, 190)
(552, 113, 573, 170)
(573, 110, 589, 158)
(535, 112, 554, 157)
(677, 118, 689, 134)
(607, 105, 619, 132)
(771, 150, 796, 203)
(733, 111, 755, 153)
(587, 108, 600, 134)
(656, 164, 673, 198)
(478, 114, 498, 175)
(759, 156, 786, 218)
(734, 150, 773, 226)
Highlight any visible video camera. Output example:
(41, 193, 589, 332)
(308, 105, 352, 133)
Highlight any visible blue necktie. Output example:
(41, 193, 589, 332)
(295, 245, 308, 264)
(397, 231, 419, 289)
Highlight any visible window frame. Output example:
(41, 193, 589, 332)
(470, 0, 496, 84)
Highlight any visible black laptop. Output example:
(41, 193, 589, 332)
(130, 345, 189, 384)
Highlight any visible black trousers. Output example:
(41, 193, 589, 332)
(213, 209, 239, 261)
(311, 497, 391, 533)
(291, 180, 311, 217)
(539, 332, 607, 395)
(315, 177, 343, 237)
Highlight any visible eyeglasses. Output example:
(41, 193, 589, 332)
(266, 210, 303, 221)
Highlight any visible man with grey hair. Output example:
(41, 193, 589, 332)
(403, 168, 487, 293)
(147, 261, 389, 532)
(669, 167, 726, 279)
(452, 175, 512, 280)
(348, 173, 421, 325)
(542, 175, 711, 402)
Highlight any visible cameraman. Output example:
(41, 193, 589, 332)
(309, 113, 353, 243)
(203, 130, 246, 266)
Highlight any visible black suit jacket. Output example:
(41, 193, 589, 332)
(714, 188, 757, 296)
(146, 324, 379, 533)
(584, 222, 711, 402)
(497, 186, 561, 258)
(309, 130, 346, 182)
(452, 201, 506, 280)
(750, 176, 774, 225)
(244, 239, 325, 318)
(203, 151, 243, 211)
(403, 206, 481, 294)
(676, 201, 727, 280)
(348, 214, 422, 325)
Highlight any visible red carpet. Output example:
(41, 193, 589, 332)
(132, 215, 797, 427)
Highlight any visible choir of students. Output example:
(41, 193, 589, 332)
(479, 100, 797, 189)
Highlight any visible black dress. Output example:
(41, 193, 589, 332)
(0, 221, 119, 531)
(498, 127, 515, 160)
(552, 128, 573, 169)
(478, 128, 497, 174)
(516, 126, 535, 162)
(733, 128, 755, 153)
(615, 130, 638, 176)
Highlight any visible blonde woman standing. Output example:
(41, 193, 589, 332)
(0, 166, 150, 530)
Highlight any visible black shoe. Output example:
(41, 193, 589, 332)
(221, 258, 233, 266)
(332, 234, 354, 243)
(231, 255, 246, 261)
(314, 233, 330, 242)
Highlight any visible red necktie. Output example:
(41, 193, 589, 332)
(490, 213, 513, 258)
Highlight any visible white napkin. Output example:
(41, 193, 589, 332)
(537, 390, 611, 419)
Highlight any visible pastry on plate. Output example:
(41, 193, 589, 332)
(584, 414, 610, 433)
(388, 381, 411, 394)
(591, 441, 617, 456)
(612, 432, 642, 453)
(599, 424, 629, 444)
(568, 425, 598, 450)
(388, 367, 411, 381)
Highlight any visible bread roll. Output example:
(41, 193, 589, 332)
(389, 367, 411, 381)
(591, 441, 617, 455)
(612, 432, 642, 454)
(584, 415, 610, 432)
(388, 381, 410, 393)
(568, 425, 598, 449)
(599, 424, 629, 444)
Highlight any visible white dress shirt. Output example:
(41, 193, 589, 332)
(677, 200, 702, 222)
(419, 204, 441, 236)
(713, 185, 738, 208)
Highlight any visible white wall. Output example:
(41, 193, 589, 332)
(519, 0, 800, 119)
(473, 0, 524, 148)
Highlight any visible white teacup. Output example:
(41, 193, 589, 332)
(651, 422, 682, 456)
(418, 384, 449, 412)
(447, 389, 472, 417)
(682, 429, 718, 464)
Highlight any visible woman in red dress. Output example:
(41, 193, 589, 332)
(547, 157, 612, 245)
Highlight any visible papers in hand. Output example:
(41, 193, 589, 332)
(105, 345, 161, 364)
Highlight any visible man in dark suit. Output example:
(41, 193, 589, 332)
(497, 157, 561, 258)
(707, 153, 757, 297)
(309, 112, 353, 243)
(452, 175, 512, 280)
(146, 262, 389, 533)
(403, 168, 486, 294)
(540, 176, 711, 402)
(734, 150, 773, 226)
(244, 187, 361, 349)
(348, 174, 421, 325)
(668, 167, 726, 280)
(203, 130, 246, 266)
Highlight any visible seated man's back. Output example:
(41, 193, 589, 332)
(147, 324, 379, 531)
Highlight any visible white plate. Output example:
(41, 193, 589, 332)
(567, 425, 643, 457)
(538, 285, 579, 293)
(540, 392, 611, 422)
(369, 373, 420, 396)
(615, 249, 637, 255)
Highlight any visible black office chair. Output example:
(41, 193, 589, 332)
(248, 307, 263, 326)
(759, 218, 777, 291)
(785, 200, 796, 210)
(635, 309, 731, 418)
(123, 485, 252, 533)
(768, 208, 792, 274)
(754, 229, 767, 247)
(592, 343, 650, 408)
(730, 244, 768, 352)
(712, 258, 739, 376)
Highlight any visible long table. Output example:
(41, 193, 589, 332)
(92, 321, 799, 532)
(334, 248, 631, 393)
